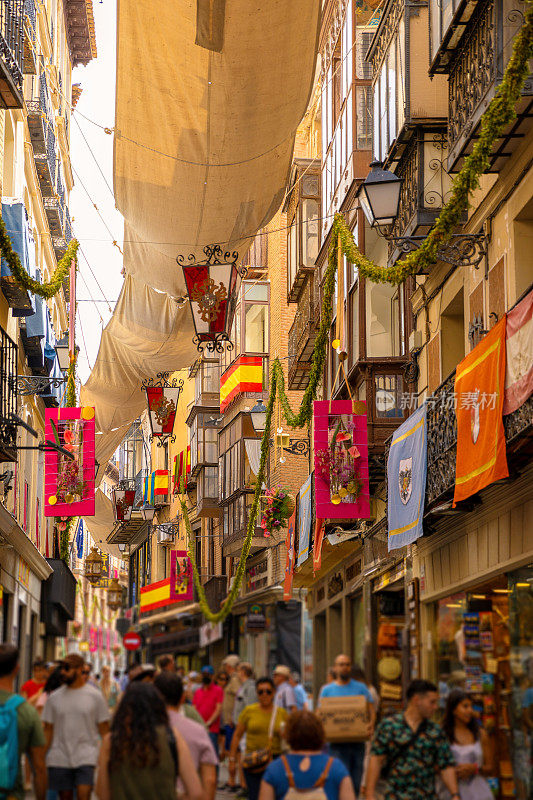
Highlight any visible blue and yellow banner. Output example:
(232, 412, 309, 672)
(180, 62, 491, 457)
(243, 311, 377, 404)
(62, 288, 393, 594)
(387, 405, 427, 551)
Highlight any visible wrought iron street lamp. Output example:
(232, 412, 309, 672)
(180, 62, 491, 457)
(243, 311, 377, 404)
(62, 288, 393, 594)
(357, 158, 487, 270)
(142, 372, 183, 446)
(107, 579, 123, 610)
(250, 400, 267, 434)
(84, 547, 104, 584)
(55, 335, 71, 372)
(358, 160, 402, 228)
(140, 503, 156, 522)
(178, 244, 247, 353)
(250, 401, 310, 457)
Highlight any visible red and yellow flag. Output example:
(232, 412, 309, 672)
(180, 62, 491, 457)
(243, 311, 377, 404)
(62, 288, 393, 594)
(453, 317, 508, 505)
(220, 356, 262, 412)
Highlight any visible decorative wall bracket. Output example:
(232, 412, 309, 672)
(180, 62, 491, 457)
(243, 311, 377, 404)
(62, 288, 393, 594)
(269, 436, 310, 457)
(16, 375, 67, 396)
(384, 232, 488, 270)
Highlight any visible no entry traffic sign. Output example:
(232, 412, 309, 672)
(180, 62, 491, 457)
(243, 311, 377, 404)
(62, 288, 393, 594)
(123, 631, 141, 651)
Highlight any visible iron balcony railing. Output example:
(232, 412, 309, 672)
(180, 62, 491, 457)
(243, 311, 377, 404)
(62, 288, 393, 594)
(288, 277, 319, 389)
(0, 0, 24, 106)
(0, 325, 17, 463)
(22, 0, 36, 74)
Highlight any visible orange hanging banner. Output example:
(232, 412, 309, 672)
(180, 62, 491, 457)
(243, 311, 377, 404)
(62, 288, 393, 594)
(453, 316, 508, 506)
(313, 517, 325, 576)
(283, 509, 297, 600)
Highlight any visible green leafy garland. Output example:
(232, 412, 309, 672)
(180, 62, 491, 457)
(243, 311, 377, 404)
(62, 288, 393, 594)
(0, 211, 79, 299)
(174, 3, 533, 622)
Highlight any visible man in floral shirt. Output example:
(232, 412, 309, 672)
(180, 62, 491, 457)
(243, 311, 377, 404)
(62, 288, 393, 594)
(365, 680, 460, 800)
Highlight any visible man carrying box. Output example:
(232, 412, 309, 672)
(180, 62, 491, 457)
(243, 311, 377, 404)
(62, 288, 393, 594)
(318, 654, 375, 796)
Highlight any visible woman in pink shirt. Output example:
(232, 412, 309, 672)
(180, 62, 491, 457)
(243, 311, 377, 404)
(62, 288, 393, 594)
(193, 666, 224, 758)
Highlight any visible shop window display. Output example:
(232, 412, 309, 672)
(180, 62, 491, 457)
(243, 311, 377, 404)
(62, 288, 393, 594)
(375, 587, 405, 716)
(435, 569, 533, 799)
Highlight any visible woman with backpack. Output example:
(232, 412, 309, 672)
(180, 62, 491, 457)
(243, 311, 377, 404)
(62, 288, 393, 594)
(228, 677, 288, 800)
(95, 682, 203, 800)
(259, 711, 355, 800)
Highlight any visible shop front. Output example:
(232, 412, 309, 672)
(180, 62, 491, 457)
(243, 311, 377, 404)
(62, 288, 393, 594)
(416, 465, 533, 800)
(0, 503, 53, 680)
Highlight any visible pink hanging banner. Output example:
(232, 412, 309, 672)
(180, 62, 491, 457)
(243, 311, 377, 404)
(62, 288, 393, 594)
(313, 400, 370, 520)
(44, 407, 95, 517)
(170, 550, 194, 603)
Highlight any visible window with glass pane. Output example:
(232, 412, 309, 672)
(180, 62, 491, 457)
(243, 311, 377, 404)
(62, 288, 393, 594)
(374, 374, 404, 417)
(288, 220, 298, 291)
(245, 303, 268, 353)
(350, 286, 359, 365)
(243, 283, 269, 303)
(302, 199, 319, 267)
(202, 360, 219, 394)
(366, 282, 401, 357)
(202, 467, 218, 500)
(190, 417, 198, 467)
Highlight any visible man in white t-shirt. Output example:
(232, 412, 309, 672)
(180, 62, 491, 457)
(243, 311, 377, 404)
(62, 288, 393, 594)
(42, 653, 110, 800)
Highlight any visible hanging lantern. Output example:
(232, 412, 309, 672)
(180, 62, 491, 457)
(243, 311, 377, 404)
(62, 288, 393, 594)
(178, 244, 246, 353)
(141, 373, 184, 446)
(84, 547, 104, 584)
(112, 488, 136, 522)
(107, 579, 123, 610)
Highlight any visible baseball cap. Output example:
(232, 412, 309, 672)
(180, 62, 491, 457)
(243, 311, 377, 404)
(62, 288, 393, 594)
(130, 663, 156, 682)
(201, 665, 214, 675)
(273, 665, 291, 678)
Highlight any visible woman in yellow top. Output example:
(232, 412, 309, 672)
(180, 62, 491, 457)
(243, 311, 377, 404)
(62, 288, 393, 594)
(229, 677, 288, 800)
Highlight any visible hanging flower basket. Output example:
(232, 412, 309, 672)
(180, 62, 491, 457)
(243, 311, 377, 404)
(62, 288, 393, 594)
(72, 620, 82, 636)
(112, 645, 121, 657)
(260, 486, 294, 537)
(315, 414, 363, 505)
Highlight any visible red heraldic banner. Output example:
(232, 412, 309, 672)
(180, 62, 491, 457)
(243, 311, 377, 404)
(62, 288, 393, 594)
(453, 316, 509, 506)
(145, 386, 180, 436)
(313, 400, 370, 520)
(140, 551, 193, 613)
(44, 407, 95, 516)
(283, 509, 296, 601)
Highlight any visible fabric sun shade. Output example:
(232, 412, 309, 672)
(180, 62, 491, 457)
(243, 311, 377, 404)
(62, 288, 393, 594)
(84, 0, 320, 452)
(453, 317, 509, 505)
(387, 404, 427, 551)
(503, 288, 533, 415)
(115, 0, 321, 291)
(82, 489, 124, 561)
(220, 355, 263, 412)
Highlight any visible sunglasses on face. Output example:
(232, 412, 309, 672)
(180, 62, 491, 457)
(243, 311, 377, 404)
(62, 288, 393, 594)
(81, 670, 90, 676)
(257, 688, 273, 695)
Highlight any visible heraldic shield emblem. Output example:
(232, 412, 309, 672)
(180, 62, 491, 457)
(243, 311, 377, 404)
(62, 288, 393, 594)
(399, 457, 413, 505)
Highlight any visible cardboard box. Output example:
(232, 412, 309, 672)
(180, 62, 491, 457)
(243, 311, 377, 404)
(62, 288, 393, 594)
(317, 696, 370, 742)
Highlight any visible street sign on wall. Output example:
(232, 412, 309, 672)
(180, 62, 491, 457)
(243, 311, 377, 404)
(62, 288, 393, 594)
(123, 631, 141, 651)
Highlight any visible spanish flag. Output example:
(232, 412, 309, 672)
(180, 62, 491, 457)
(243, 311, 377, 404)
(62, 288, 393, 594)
(220, 356, 263, 412)
(453, 317, 508, 505)
(143, 470, 169, 504)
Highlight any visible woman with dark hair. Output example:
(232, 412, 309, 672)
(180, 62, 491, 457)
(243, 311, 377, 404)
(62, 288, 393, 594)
(440, 690, 493, 800)
(228, 677, 288, 800)
(259, 711, 355, 800)
(95, 683, 203, 800)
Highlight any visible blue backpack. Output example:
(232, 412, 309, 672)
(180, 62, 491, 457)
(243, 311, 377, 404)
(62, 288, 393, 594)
(0, 694, 24, 795)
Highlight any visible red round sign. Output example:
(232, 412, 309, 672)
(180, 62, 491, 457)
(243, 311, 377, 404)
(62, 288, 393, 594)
(123, 631, 141, 651)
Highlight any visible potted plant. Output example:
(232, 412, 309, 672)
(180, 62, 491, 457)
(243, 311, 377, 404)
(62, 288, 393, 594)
(260, 486, 294, 537)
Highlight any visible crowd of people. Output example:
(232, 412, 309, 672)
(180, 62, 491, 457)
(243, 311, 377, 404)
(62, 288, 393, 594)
(0, 644, 498, 800)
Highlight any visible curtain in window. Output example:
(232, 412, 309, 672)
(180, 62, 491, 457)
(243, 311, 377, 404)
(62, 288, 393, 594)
(244, 439, 261, 476)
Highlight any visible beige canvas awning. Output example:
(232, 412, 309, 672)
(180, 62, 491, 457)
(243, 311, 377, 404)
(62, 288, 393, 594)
(82, 0, 320, 441)
(82, 489, 123, 560)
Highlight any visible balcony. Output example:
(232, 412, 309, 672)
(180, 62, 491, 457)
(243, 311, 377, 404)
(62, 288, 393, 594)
(196, 466, 221, 518)
(27, 74, 57, 196)
(203, 575, 227, 612)
(44, 195, 65, 237)
(387, 127, 457, 265)
(284, 158, 320, 303)
(426, 372, 533, 509)
(446, 0, 533, 172)
(0, 0, 24, 108)
(22, 0, 36, 74)
(222, 490, 265, 557)
(0, 326, 17, 463)
(188, 357, 220, 410)
(64, 0, 97, 67)
(288, 276, 320, 390)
